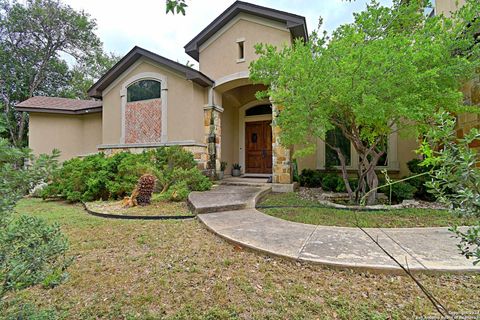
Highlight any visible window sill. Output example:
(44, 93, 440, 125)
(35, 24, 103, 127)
(236, 58, 246, 64)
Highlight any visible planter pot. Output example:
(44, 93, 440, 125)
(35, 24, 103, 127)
(232, 169, 241, 177)
(217, 171, 225, 180)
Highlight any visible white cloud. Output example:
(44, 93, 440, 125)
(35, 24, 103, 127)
(64, 0, 392, 67)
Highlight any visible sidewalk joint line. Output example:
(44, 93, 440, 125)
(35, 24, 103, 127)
(297, 225, 319, 259)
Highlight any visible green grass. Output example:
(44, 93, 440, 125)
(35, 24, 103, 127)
(5, 198, 480, 319)
(258, 192, 479, 228)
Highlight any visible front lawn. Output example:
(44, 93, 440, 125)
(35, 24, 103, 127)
(4, 198, 479, 319)
(258, 192, 479, 228)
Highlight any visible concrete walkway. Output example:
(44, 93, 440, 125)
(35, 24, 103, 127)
(190, 185, 480, 273)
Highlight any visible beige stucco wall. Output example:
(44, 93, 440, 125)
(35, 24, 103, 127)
(396, 135, 420, 177)
(28, 112, 102, 161)
(101, 58, 207, 146)
(199, 13, 292, 81)
(435, 0, 465, 17)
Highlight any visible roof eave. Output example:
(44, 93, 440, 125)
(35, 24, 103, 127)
(88, 46, 213, 99)
(15, 106, 103, 115)
(184, 1, 309, 61)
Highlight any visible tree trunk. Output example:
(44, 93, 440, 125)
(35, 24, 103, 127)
(357, 150, 383, 205)
(335, 149, 353, 200)
(325, 143, 353, 201)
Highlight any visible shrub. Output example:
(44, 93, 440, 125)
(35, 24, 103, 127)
(42, 152, 156, 202)
(166, 181, 190, 202)
(42, 146, 212, 203)
(381, 181, 417, 204)
(0, 138, 69, 301)
(105, 152, 155, 198)
(152, 145, 196, 171)
(321, 173, 344, 192)
(299, 169, 322, 187)
(406, 158, 436, 201)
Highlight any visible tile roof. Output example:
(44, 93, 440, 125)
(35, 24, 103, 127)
(16, 96, 102, 114)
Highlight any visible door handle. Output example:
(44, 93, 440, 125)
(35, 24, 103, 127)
(262, 149, 266, 158)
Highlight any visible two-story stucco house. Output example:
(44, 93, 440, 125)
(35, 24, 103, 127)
(16, 0, 477, 192)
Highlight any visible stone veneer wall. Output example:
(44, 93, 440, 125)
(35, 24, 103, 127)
(204, 106, 222, 176)
(271, 104, 293, 184)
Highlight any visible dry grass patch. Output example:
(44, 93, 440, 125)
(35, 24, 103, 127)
(6, 198, 480, 319)
(85, 195, 192, 217)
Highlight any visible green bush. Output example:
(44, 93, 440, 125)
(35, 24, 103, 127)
(406, 158, 436, 201)
(42, 152, 156, 202)
(381, 181, 417, 204)
(0, 139, 69, 301)
(321, 173, 344, 192)
(165, 181, 191, 202)
(42, 146, 211, 203)
(299, 169, 322, 187)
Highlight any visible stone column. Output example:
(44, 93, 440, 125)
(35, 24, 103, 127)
(271, 104, 296, 192)
(204, 105, 223, 177)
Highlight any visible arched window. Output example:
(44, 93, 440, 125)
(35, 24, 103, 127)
(245, 104, 271, 116)
(127, 79, 161, 102)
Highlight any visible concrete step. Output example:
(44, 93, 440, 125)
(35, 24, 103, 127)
(220, 177, 271, 187)
(188, 185, 271, 214)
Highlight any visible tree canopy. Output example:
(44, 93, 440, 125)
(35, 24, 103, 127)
(0, 0, 118, 147)
(250, 0, 480, 204)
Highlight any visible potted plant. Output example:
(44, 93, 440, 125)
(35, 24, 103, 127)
(218, 161, 228, 180)
(232, 163, 241, 177)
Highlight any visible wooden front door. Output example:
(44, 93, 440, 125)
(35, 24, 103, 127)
(245, 120, 272, 174)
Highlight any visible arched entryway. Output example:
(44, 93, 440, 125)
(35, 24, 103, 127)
(240, 103, 272, 175)
(219, 83, 273, 176)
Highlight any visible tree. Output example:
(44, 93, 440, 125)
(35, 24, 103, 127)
(166, 0, 187, 15)
(419, 113, 480, 265)
(61, 51, 120, 100)
(0, 0, 105, 146)
(250, 0, 480, 204)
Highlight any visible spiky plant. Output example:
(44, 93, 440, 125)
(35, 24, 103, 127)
(136, 174, 156, 206)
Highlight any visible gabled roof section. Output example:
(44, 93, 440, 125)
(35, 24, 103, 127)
(16, 96, 102, 114)
(184, 1, 308, 61)
(88, 46, 214, 99)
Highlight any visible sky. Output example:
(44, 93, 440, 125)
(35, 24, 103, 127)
(62, 0, 393, 67)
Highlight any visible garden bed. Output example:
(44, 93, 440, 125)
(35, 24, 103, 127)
(297, 188, 447, 211)
(257, 191, 477, 228)
(84, 195, 194, 219)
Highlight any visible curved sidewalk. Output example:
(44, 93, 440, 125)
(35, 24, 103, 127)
(191, 185, 480, 273)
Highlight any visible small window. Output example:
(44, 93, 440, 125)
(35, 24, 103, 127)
(238, 41, 245, 60)
(245, 104, 271, 116)
(325, 127, 351, 167)
(127, 80, 161, 102)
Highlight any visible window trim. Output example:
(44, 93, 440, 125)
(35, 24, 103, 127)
(126, 79, 162, 103)
(236, 38, 245, 63)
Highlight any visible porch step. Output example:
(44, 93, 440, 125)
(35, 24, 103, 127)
(220, 177, 271, 187)
(188, 185, 271, 214)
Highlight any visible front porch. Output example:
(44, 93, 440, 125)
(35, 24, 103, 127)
(205, 79, 295, 192)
